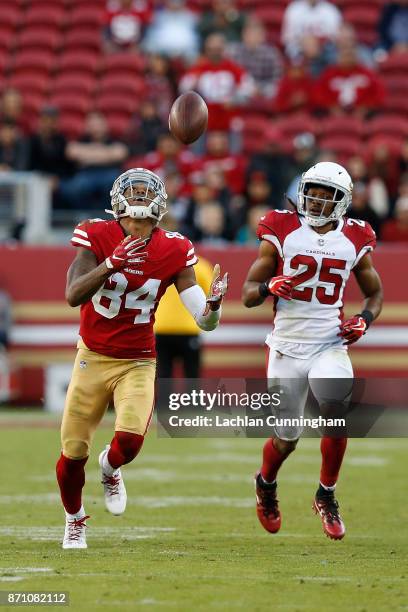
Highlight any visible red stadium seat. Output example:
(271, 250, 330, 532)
(318, 135, 362, 161)
(8, 73, 50, 96)
(383, 93, 408, 117)
(365, 115, 408, 139)
(98, 73, 146, 97)
(102, 53, 146, 76)
(64, 28, 101, 53)
(105, 113, 132, 139)
(0, 6, 23, 28)
(242, 115, 273, 154)
(366, 135, 404, 157)
(123, 155, 147, 171)
(96, 93, 136, 116)
(22, 91, 46, 115)
(69, 5, 105, 28)
(277, 114, 319, 140)
(321, 116, 364, 139)
(17, 27, 61, 53)
(0, 27, 16, 53)
(11, 51, 55, 77)
(378, 51, 408, 77)
(49, 93, 92, 116)
(58, 50, 101, 74)
(52, 73, 96, 97)
(59, 114, 85, 139)
(254, 5, 286, 27)
(343, 5, 380, 28)
(24, 6, 66, 28)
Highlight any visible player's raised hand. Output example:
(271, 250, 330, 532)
(105, 235, 147, 271)
(206, 263, 229, 310)
(267, 275, 294, 300)
(338, 315, 367, 345)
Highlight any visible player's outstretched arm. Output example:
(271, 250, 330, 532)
(175, 265, 228, 331)
(339, 254, 383, 345)
(242, 240, 281, 308)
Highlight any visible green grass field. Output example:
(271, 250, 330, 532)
(1, 411, 407, 611)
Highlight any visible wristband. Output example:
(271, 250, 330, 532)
(358, 310, 374, 328)
(259, 281, 270, 298)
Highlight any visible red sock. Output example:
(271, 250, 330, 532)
(320, 437, 347, 487)
(107, 431, 144, 469)
(56, 453, 87, 515)
(260, 438, 291, 483)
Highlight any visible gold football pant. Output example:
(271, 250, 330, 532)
(61, 343, 156, 459)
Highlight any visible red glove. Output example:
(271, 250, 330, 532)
(338, 315, 367, 345)
(267, 275, 294, 300)
(105, 236, 147, 272)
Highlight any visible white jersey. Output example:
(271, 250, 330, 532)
(257, 210, 376, 357)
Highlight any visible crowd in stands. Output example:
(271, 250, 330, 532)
(0, 0, 407, 243)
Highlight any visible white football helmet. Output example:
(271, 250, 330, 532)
(107, 168, 167, 222)
(297, 161, 353, 227)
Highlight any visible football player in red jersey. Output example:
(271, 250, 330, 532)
(57, 168, 228, 549)
(242, 162, 383, 540)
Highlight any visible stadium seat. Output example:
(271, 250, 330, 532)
(321, 116, 364, 139)
(59, 114, 85, 139)
(365, 115, 408, 139)
(242, 115, 273, 154)
(318, 135, 362, 162)
(96, 93, 136, 116)
(378, 51, 408, 77)
(105, 113, 132, 139)
(123, 155, 148, 171)
(69, 6, 105, 28)
(52, 73, 96, 97)
(49, 93, 92, 116)
(102, 53, 146, 76)
(277, 114, 319, 140)
(98, 73, 146, 97)
(383, 93, 408, 117)
(366, 134, 404, 157)
(22, 91, 46, 115)
(0, 27, 16, 53)
(8, 73, 50, 96)
(0, 6, 23, 29)
(11, 51, 55, 77)
(24, 5, 66, 28)
(58, 50, 101, 74)
(17, 27, 61, 53)
(64, 28, 101, 53)
(254, 5, 286, 27)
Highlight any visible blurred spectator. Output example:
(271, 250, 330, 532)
(282, 0, 342, 60)
(367, 141, 401, 202)
(196, 202, 229, 245)
(59, 112, 128, 210)
(332, 23, 375, 69)
(192, 130, 247, 195)
(0, 121, 28, 172)
(247, 126, 293, 208)
(179, 33, 255, 132)
(314, 43, 385, 117)
(347, 181, 382, 235)
(143, 0, 199, 61)
(274, 61, 315, 114)
(28, 106, 72, 188)
(299, 35, 333, 77)
(381, 194, 408, 242)
(154, 256, 213, 379)
(399, 138, 408, 175)
(0, 89, 31, 135)
(236, 204, 269, 245)
(348, 155, 389, 219)
(182, 181, 231, 241)
(127, 101, 166, 155)
(162, 171, 189, 221)
(286, 132, 318, 201)
(198, 0, 245, 43)
(142, 133, 196, 193)
(144, 54, 177, 123)
(0, 289, 11, 350)
(102, 0, 152, 53)
(244, 171, 274, 208)
(227, 18, 284, 98)
(378, 1, 408, 52)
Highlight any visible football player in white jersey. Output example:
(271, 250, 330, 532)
(242, 161, 383, 540)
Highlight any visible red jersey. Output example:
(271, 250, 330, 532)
(70, 220, 197, 359)
(315, 64, 385, 111)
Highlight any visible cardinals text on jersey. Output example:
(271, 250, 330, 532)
(257, 209, 376, 349)
(71, 220, 197, 358)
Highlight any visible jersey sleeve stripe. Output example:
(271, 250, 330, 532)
(73, 228, 89, 238)
(186, 255, 198, 266)
(187, 247, 195, 256)
(71, 236, 92, 247)
(260, 233, 283, 258)
(353, 244, 374, 268)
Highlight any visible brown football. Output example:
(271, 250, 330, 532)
(169, 91, 208, 145)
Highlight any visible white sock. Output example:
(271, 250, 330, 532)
(320, 482, 336, 492)
(66, 505, 85, 520)
(102, 450, 117, 476)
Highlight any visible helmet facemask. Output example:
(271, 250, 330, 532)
(298, 181, 350, 227)
(107, 168, 168, 223)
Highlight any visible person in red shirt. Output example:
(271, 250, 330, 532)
(191, 130, 247, 195)
(56, 167, 228, 549)
(142, 132, 196, 195)
(179, 32, 255, 132)
(381, 194, 408, 242)
(274, 60, 315, 114)
(314, 42, 385, 116)
(102, 0, 152, 53)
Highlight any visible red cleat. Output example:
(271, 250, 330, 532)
(254, 472, 281, 534)
(313, 493, 345, 540)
